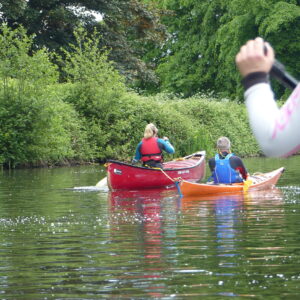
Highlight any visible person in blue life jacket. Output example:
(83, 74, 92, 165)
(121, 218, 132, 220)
(208, 137, 249, 184)
(132, 123, 175, 168)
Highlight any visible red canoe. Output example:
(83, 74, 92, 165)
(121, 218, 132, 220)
(179, 167, 285, 197)
(106, 151, 206, 191)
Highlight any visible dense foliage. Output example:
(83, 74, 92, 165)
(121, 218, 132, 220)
(0, 25, 260, 168)
(0, 25, 87, 167)
(2, 1, 300, 99)
(143, 0, 300, 99)
(0, 0, 166, 86)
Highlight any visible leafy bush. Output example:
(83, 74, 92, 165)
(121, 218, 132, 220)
(0, 25, 261, 168)
(170, 95, 260, 158)
(78, 90, 260, 162)
(0, 25, 87, 167)
(61, 27, 127, 160)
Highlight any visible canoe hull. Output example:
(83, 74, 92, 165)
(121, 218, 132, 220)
(107, 151, 206, 191)
(180, 167, 285, 197)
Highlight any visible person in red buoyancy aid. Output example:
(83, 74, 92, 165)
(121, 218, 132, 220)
(132, 123, 175, 168)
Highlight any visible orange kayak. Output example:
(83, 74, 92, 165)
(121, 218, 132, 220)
(179, 167, 285, 197)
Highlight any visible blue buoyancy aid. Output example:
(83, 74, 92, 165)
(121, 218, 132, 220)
(140, 137, 162, 162)
(213, 153, 243, 184)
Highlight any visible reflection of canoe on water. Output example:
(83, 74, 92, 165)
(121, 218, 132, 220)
(179, 167, 285, 197)
(107, 151, 206, 191)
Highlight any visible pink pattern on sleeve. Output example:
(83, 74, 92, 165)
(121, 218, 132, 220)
(272, 84, 300, 139)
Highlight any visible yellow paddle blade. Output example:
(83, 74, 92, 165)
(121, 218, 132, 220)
(243, 179, 253, 192)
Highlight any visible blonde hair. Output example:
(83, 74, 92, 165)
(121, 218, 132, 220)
(217, 136, 231, 151)
(144, 123, 158, 139)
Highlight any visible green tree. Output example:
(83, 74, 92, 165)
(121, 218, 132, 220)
(0, 25, 85, 167)
(0, 0, 166, 86)
(61, 27, 127, 160)
(215, 0, 300, 98)
(143, 0, 300, 99)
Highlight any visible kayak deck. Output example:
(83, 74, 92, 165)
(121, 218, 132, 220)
(179, 167, 285, 197)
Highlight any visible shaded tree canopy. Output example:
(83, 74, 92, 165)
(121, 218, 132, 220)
(0, 0, 166, 84)
(2, 0, 300, 99)
(144, 0, 300, 99)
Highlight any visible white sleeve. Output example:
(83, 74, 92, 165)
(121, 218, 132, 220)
(245, 83, 300, 157)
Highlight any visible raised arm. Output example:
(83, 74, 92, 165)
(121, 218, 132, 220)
(236, 37, 300, 157)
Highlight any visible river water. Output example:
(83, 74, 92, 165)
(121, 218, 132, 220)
(0, 156, 299, 299)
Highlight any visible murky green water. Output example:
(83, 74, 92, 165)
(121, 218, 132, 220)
(0, 156, 299, 299)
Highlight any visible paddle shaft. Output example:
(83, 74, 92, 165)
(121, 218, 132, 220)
(263, 45, 299, 90)
(270, 59, 299, 90)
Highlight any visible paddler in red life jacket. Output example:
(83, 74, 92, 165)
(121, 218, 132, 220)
(132, 123, 175, 168)
(208, 136, 249, 184)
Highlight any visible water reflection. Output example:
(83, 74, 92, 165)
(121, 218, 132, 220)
(109, 189, 164, 264)
(1, 160, 300, 298)
(214, 195, 241, 261)
(108, 188, 286, 297)
(108, 189, 180, 297)
(179, 188, 286, 292)
(181, 193, 243, 279)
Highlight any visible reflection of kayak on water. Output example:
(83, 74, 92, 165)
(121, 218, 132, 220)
(179, 167, 285, 197)
(107, 188, 179, 217)
(108, 188, 174, 203)
(181, 187, 283, 207)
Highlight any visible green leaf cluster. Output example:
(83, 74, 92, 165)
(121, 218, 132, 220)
(0, 24, 260, 168)
(0, 0, 166, 87)
(0, 25, 87, 167)
(142, 0, 300, 99)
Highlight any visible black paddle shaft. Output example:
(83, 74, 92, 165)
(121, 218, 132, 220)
(263, 45, 299, 89)
(270, 59, 299, 90)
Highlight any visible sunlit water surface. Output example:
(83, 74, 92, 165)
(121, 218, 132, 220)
(0, 156, 299, 299)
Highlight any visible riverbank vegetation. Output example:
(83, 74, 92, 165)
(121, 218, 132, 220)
(0, 24, 260, 168)
(2, 0, 298, 168)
